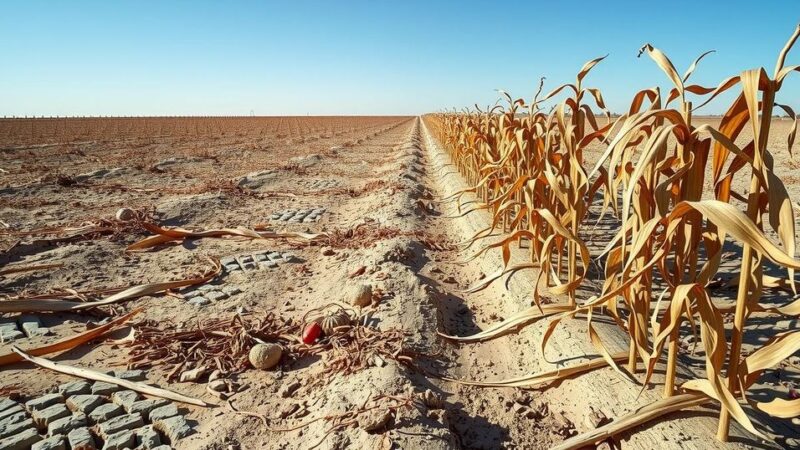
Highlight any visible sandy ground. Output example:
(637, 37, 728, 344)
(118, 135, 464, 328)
(1, 116, 799, 449)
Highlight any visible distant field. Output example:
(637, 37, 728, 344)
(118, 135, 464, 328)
(0, 116, 408, 148)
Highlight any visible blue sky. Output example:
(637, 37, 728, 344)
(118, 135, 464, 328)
(1, 1, 799, 116)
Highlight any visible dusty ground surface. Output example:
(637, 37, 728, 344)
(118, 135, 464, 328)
(1, 116, 799, 450)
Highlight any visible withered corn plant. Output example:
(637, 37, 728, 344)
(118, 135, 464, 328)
(426, 23, 800, 449)
(431, 58, 614, 343)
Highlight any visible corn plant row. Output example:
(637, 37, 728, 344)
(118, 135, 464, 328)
(425, 24, 800, 448)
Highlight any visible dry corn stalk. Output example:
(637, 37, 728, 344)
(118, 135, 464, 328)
(426, 23, 800, 446)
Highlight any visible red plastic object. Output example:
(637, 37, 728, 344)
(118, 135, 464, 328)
(302, 322, 322, 344)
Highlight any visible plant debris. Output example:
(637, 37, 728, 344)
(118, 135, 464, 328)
(11, 346, 211, 406)
(127, 308, 424, 383)
(0, 256, 220, 313)
(326, 223, 453, 251)
(0, 308, 141, 366)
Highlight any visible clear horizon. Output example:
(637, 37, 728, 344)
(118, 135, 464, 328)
(1, 1, 799, 117)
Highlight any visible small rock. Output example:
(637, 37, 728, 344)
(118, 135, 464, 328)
(0, 320, 19, 333)
(91, 382, 120, 396)
(237, 170, 278, 189)
(135, 425, 161, 448)
(153, 415, 194, 442)
(89, 403, 124, 424)
(0, 403, 25, 421)
(67, 427, 96, 450)
(321, 247, 335, 256)
(26, 393, 64, 411)
(596, 441, 613, 450)
(279, 381, 301, 398)
(249, 344, 282, 370)
(358, 409, 391, 432)
(349, 284, 373, 307)
(20, 315, 51, 337)
(0, 417, 34, 439)
(584, 407, 609, 429)
(179, 366, 208, 383)
(103, 429, 135, 450)
(32, 403, 70, 429)
(0, 408, 27, 427)
(66, 395, 104, 414)
(279, 403, 299, 419)
(128, 399, 169, 419)
(58, 381, 92, 397)
(529, 400, 548, 419)
(112, 370, 146, 381)
(208, 379, 227, 393)
(48, 413, 87, 436)
(0, 329, 24, 342)
(514, 392, 531, 406)
(206, 290, 228, 302)
(0, 426, 41, 449)
(111, 391, 140, 409)
(0, 398, 17, 413)
(32, 434, 65, 450)
(554, 412, 576, 437)
(221, 285, 242, 296)
(148, 404, 179, 422)
(115, 208, 136, 222)
(188, 297, 211, 307)
(679, 334, 696, 349)
(98, 413, 144, 438)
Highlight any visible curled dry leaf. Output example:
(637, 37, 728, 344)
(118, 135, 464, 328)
(0, 256, 221, 313)
(11, 346, 211, 407)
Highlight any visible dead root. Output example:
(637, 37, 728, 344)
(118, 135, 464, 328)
(325, 222, 453, 251)
(127, 312, 304, 379)
(0, 206, 155, 243)
(321, 325, 415, 377)
(128, 306, 427, 383)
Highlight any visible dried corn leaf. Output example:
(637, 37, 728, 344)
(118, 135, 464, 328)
(11, 346, 211, 407)
(127, 223, 325, 251)
(0, 308, 141, 366)
(0, 257, 220, 313)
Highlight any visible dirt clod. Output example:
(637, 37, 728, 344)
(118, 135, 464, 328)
(179, 366, 208, 383)
(349, 283, 373, 307)
(279, 381, 301, 399)
(358, 408, 391, 432)
(584, 407, 609, 429)
(115, 208, 136, 221)
(248, 343, 282, 370)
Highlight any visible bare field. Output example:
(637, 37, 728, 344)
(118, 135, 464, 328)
(1, 116, 799, 450)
